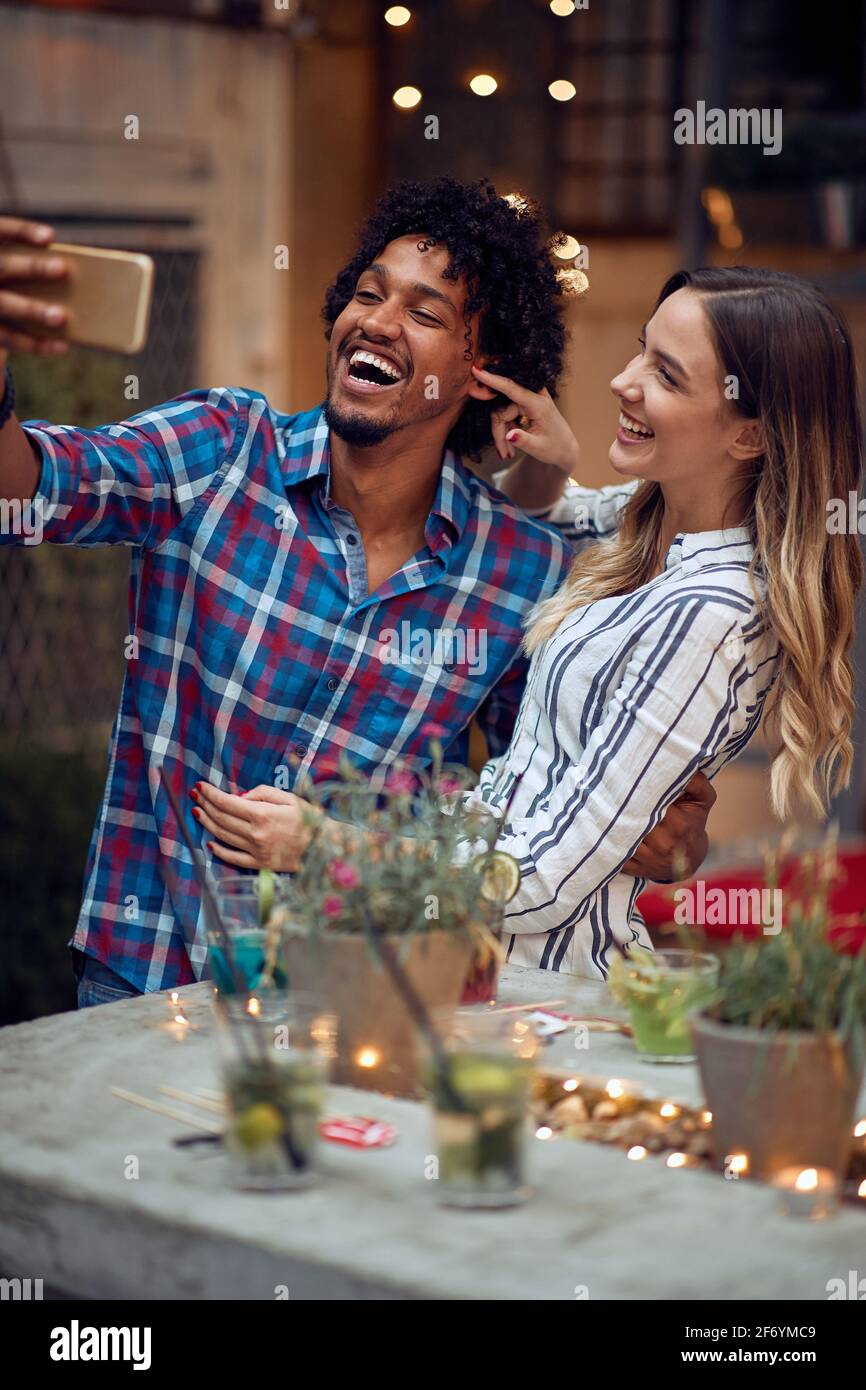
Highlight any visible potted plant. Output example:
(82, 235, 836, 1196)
(274, 731, 513, 1098)
(691, 837, 866, 1182)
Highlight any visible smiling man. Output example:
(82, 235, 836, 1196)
(0, 180, 713, 1004)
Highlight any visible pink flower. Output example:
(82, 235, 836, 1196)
(322, 895, 345, 918)
(422, 721, 446, 739)
(438, 775, 463, 795)
(329, 860, 360, 890)
(385, 770, 416, 795)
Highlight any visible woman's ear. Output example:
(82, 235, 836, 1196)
(729, 419, 764, 461)
(467, 357, 498, 401)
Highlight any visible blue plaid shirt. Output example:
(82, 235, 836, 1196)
(17, 390, 571, 992)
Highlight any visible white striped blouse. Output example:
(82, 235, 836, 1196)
(472, 479, 781, 979)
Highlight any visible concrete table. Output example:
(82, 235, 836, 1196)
(0, 966, 863, 1300)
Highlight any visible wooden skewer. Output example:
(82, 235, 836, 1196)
(158, 1085, 224, 1114)
(111, 1086, 222, 1134)
(459, 998, 567, 1015)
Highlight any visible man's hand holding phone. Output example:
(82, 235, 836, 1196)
(0, 218, 69, 378)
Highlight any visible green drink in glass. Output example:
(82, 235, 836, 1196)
(423, 1008, 538, 1208)
(608, 949, 719, 1063)
(217, 990, 336, 1190)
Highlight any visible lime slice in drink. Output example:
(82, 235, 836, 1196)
(476, 851, 521, 904)
(233, 1102, 283, 1150)
(257, 868, 276, 926)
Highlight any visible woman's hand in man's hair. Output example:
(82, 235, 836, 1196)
(471, 365, 580, 474)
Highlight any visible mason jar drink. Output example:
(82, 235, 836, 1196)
(216, 989, 336, 1190)
(608, 949, 719, 1063)
(422, 1007, 539, 1208)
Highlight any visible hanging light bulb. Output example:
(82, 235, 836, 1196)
(549, 80, 577, 102)
(469, 74, 498, 97)
(392, 86, 422, 109)
(552, 234, 581, 260)
(385, 6, 412, 25)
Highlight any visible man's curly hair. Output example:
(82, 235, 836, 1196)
(322, 177, 568, 459)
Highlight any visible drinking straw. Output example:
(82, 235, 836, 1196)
(157, 763, 250, 1001)
(156, 767, 307, 1170)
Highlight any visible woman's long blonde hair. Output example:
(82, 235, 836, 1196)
(525, 267, 864, 821)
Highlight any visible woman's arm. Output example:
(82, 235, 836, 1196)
(495, 599, 757, 932)
(471, 366, 578, 512)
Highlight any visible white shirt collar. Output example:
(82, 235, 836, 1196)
(664, 526, 754, 572)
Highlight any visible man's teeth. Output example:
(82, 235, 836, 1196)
(349, 349, 404, 381)
(619, 411, 654, 438)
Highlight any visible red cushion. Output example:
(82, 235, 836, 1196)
(637, 845, 866, 952)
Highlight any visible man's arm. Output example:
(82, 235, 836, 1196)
(0, 220, 245, 551)
(622, 770, 715, 883)
(0, 217, 71, 502)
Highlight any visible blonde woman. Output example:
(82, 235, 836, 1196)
(467, 266, 862, 977)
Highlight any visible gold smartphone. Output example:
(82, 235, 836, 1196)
(19, 242, 155, 353)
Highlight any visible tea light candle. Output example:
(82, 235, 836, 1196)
(772, 1166, 838, 1220)
(159, 991, 198, 1041)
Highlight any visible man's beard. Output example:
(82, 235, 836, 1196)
(324, 396, 399, 448)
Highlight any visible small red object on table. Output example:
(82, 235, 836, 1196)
(319, 1116, 397, 1149)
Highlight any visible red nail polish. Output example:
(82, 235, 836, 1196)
(192, 807, 201, 820)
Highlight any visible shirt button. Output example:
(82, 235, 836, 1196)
(326, 677, 339, 691)
(294, 743, 308, 758)
(346, 533, 358, 546)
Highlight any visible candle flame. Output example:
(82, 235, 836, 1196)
(246, 996, 260, 1017)
(627, 1146, 647, 1161)
(355, 1046, 381, 1069)
(536, 1126, 553, 1140)
(666, 1152, 688, 1168)
(795, 1168, 819, 1192)
(659, 1102, 679, 1118)
(854, 1119, 866, 1138)
(606, 1080, 624, 1099)
(858, 1180, 866, 1199)
(728, 1153, 748, 1175)
(562, 1078, 579, 1092)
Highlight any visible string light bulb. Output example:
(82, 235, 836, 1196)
(384, 5, 411, 25)
(550, 0, 576, 13)
(392, 86, 422, 109)
(549, 79, 577, 102)
(552, 234, 581, 260)
(469, 73, 498, 97)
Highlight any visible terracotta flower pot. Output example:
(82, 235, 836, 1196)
(282, 929, 474, 1099)
(692, 1012, 864, 1182)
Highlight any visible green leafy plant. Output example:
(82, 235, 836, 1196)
(701, 834, 866, 1070)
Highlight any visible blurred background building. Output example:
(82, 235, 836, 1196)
(1, 0, 865, 1019)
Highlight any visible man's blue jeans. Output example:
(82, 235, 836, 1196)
(72, 949, 142, 1009)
